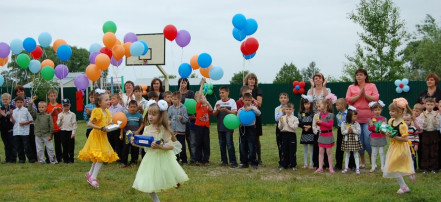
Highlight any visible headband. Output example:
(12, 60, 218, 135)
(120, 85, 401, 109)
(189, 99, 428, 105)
(368, 100, 385, 108)
(348, 106, 357, 111)
(301, 94, 314, 102)
(393, 98, 408, 109)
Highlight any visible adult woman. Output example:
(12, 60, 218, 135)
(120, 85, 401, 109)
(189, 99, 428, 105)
(416, 73, 441, 109)
(244, 73, 263, 164)
(120, 81, 135, 111)
(178, 78, 195, 164)
(148, 78, 165, 100)
(345, 69, 379, 168)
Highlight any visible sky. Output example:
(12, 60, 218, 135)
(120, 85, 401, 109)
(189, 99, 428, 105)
(1, 0, 441, 84)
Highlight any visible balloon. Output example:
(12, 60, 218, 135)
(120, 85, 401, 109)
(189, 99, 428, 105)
(0, 42, 10, 58)
(103, 32, 117, 49)
(163, 25, 178, 41)
(239, 110, 256, 125)
(240, 42, 249, 55)
(89, 43, 102, 53)
(89, 52, 100, 64)
(41, 66, 55, 81)
(130, 41, 144, 56)
(29, 60, 41, 74)
(30, 46, 43, 59)
(123, 42, 132, 57)
(299, 88, 305, 94)
(209, 66, 223, 81)
(56, 45, 72, 62)
(85, 64, 101, 82)
(23, 37, 37, 52)
(232, 28, 246, 42)
(178, 63, 192, 78)
(113, 112, 127, 129)
(124, 32, 138, 43)
(139, 40, 149, 55)
(396, 87, 403, 93)
(175, 30, 191, 48)
(232, 13, 247, 30)
(55, 64, 69, 79)
(74, 74, 89, 90)
(403, 85, 410, 92)
(296, 85, 300, 90)
(199, 65, 212, 78)
(243, 52, 256, 60)
(207, 89, 213, 95)
(142, 90, 147, 96)
(53, 39, 67, 52)
(197, 53, 212, 68)
(103, 21, 117, 34)
(10, 39, 23, 54)
(299, 81, 306, 88)
(100, 47, 112, 58)
(0, 75, 4, 86)
(38, 32, 52, 48)
(244, 18, 258, 36)
(190, 55, 200, 70)
(293, 81, 299, 87)
(41, 59, 54, 68)
(112, 44, 125, 60)
(0, 57, 9, 66)
(243, 37, 259, 55)
(16, 53, 30, 69)
(402, 78, 409, 85)
(110, 57, 123, 66)
(95, 53, 110, 70)
(140, 84, 148, 91)
(223, 114, 240, 130)
(184, 99, 197, 114)
(293, 88, 299, 94)
(394, 79, 401, 86)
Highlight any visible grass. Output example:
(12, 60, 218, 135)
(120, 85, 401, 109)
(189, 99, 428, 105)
(0, 121, 440, 201)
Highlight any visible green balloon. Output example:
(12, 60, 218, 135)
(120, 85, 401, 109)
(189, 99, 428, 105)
(208, 83, 213, 89)
(223, 114, 240, 130)
(16, 53, 30, 69)
(207, 89, 213, 95)
(203, 83, 208, 88)
(184, 99, 197, 114)
(103, 21, 117, 33)
(41, 66, 55, 81)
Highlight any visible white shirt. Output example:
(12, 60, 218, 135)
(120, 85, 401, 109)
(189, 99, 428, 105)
(11, 106, 33, 136)
(57, 111, 77, 134)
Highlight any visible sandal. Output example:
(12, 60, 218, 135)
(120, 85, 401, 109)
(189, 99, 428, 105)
(309, 165, 314, 170)
(341, 168, 349, 174)
(85, 172, 91, 180)
(302, 165, 308, 169)
(329, 169, 335, 174)
(314, 168, 323, 173)
(360, 164, 366, 169)
(397, 186, 410, 194)
(409, 175, 416, 184)
(88, 178, 100, 188)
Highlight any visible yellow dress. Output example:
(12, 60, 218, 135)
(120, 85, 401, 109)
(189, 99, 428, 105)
(78, 108, 119, 163)
(383, 118, 415, 178)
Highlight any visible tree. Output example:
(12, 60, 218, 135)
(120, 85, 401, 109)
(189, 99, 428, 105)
(273, 63, 302, 84)
(230, 70, 249, 84)
(159, 74, 177, 79)
(189, 73, 198, 78)
(343, 0, 407, 81)
(301, 61, 320, 81)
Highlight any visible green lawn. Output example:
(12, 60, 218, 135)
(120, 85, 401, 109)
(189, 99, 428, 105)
(0, 121, 440, 201)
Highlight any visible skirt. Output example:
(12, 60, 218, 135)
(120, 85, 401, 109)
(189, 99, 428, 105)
(383, 142, 414, 178)
(300, 133, 315, 144)
(341, 134, 363, 152)
(370, 137, 387, 147)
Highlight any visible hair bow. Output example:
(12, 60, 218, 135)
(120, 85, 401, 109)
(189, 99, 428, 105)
(146, 100, 156, 108)
(95, 88, 106, 94)
(325, 93, 337, 104)
(301, 94, 314, 102)
(368, 100, 386, 108)
(348, 106, 357, 111)
(157, 100, 168, 111)
(393, 98, 408, 109)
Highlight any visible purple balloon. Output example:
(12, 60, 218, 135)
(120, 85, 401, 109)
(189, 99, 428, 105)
(74, 74, 89, 90)
(0, 42, 10, 58)
(124, 32, 138, 43)
(89, 52, 100, 64)
(110, 57, 123, 66)
(175, 30, 191, 48)
(55, 64, 69, 79)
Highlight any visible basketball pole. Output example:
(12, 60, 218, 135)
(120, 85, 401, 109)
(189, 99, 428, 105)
(156, 65, 169, 91)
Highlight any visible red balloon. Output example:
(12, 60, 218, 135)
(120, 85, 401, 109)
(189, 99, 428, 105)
(100, 47, 112, 58)
(163, 24, 178, 41)
(30, 46, 43, 59)
(299, 81, 305, 88)
(293, 88, 299, 94)
(240, 42, 249, 55)
(399, 83, 404, 88)
(243, 37, 259, 55)
(293, 81, 299, 87)
(299, 88, 305, 94)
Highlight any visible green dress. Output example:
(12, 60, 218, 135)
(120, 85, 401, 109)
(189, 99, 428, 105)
(132, 125, 189, 193)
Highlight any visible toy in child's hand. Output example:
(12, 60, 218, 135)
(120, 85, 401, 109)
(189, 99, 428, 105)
(106, 121, 122, 132)
(374, 121, 397, 138)
(126, 130, 164, 147)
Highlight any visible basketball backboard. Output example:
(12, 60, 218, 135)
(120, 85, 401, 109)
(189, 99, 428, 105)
(125, 33, 165, 66)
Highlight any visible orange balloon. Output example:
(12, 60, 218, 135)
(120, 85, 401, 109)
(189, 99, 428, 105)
(113, 39, 121, 48)
(85, 64, 101, 82)
(123, 42, 132, 57)
(0, 57, 9, 66)
(112, 44, 125, 60)
(190, 55, 200, 70)
(95, 53, 110, 70)
(200, 65, 212, 78)
(41, 59, 55, 69)
(53, 39, 67, 52)
(141, 84, 148, 91)
(142, 90, 147, 96)
(103, 32, 117, 49)
(112, 112, 127, 129)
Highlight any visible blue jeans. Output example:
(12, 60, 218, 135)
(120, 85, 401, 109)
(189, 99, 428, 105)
(239, 126, 257, 166)
(358, 123, 372, 154)
(218, 131, 237, 164)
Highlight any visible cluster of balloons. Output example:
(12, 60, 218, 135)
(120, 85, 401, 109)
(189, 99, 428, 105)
(292, 81, 306, 94)
(202, 83, 214, 95)
(139, 84, 148, 96)
(231, 14, 259, 60)
(163, 24, 191, 48)
(394, 78, 410, 93)
(179, 53, 223, 81)
(223, 110, 258, 129)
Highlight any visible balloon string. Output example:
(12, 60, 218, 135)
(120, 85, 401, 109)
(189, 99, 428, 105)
(242, 58, 246, 85)
(180, 47, 184, 65)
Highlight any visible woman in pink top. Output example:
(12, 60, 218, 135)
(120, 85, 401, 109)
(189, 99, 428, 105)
(345, 69, 379, 168)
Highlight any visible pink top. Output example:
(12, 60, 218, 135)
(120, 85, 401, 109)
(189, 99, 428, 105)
(345, 83, 379, 123)
(318, 113, 334, 137)
(368, 116, 387, 138)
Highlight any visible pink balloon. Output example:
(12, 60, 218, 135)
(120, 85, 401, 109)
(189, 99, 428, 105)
(175, 30, 191, 48)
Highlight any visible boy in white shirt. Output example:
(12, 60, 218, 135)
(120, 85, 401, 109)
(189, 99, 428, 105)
(11, 96, 35, 163)
(57, 99, 77, 163)
(278, 103, 299, 171)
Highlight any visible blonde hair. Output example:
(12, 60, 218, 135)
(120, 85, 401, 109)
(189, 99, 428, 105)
(320, 99, 334, 113)
(47, 89, 58, 96)
(1, 93, 11, 99)
(244, 73, 258, 87)
(147, 103, 173, 141)
(389, 102, 413, 117)
(336, 98, 347, 107)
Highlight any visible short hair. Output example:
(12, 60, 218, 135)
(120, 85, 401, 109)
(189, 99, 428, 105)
(14, 96, 24, 102)
(425, 97, 436, 104)
(243, 93, 253, 100)
(13, 85, 25, 96)
(403, 113, 413, 120)
(354, 69, 370, 85)
(111, 93, 120, 99)
(244, 73, 258, 87)
(313, 73, 324, 81)
(413, 103, 424, 111)
(149, 78, 165, 93)
(219, 86, 229, 92)
(164, 91, 172, 96)
(148, 91, 159, 99)
(172, 91, 182, 99)
(88, 91, 94, 97)
(38, 101, 47, 106)
(124, 81, 135, 88)
(47, 89, 58, 96)
(1, 93, 11, 99)
(336, 98, 347, 107)
(177, 78, 190, 90)
(286, 103, 294, 109)
(133, 85, 142, 92)
(426, 73, 439, 85)
(240, 85, 252, 93)
(128, 100, 138, 106)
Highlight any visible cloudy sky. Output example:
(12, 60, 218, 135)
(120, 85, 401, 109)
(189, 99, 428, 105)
(1, 0, 441, 84)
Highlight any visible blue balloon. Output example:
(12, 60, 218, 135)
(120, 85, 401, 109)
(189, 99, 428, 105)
(29, 60, 41, 74)
(56, 45, 72, 62)
(394, 79, 401, 86)
(10, 39, 23, 54)
(244, 18, 258, 36)
(139, 40, 149, 55)
(403, 85, 410, 92)
(239, 110, 256, 125)
(89, 43, 102, 53)
(0, 75, 4, 86)
(209, 66, 224, 81)
(243, 52, 256, 60)
(296, 85, 300, 90)
(130, 41, 144, 56)
(232, 13, 247, 29)
(178, 63, 192, 78)
(38, 32, 52, 47)
(198, 53, 212, 68)
(402, 78, 409, 85)
(396, 87, 403, 93)
(232, 28, 246, 42)
(23, 37, 37, 53)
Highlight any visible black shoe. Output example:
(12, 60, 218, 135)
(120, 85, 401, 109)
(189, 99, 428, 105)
(19, 160, 25, 163)
(182, 162, 188, 166)
(29, 159, 36, 163)
(258, 160, 263, 165)
(239, 164, 249, 168)
(230, 163, 238, 168)
(221, 162, 228, 167)
(252, 165, 258, 170)
(333, 166, 342, 171)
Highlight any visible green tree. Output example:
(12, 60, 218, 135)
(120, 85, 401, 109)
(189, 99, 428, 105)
(189, 73, 198, 78)
(343, 0, 407, 81)
(159, 74, 177, 79)
(301, 61, 320, 81)
(230, 70, 249, 84)
(273, 63, 302, 84)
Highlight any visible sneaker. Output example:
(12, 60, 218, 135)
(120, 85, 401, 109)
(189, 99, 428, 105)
(342, 168, 349, 174)
(88, 178, 99, 189)
(422, 170, 428, 174)
(252, 165, 258, 170)
(182, 162, 188, 166)
(356, 169, 361, 174)
(292, 167, 297, 171)
(230, 163, 238, 168)
(370, 168, 375, 173)
(221, 162, 228, 167)
(359, 164, 365, 169)
(119, 163, 128, 168)
(258, 160, 263, 165)
(239, 164, 249, 168)
(279, 167, 285, 171)
(195, 162, 202, 166)
(204, 162, 210, 166)
(432, 170, 438, 174)
(397, 186, 410, 194)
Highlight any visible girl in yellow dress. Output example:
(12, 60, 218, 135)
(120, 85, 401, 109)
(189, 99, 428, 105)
(78, 89, 119, 188)
(383, 98, 415, 194)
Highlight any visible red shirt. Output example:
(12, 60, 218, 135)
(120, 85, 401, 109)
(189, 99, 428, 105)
(47, 102, 62, 133)
(195, 102, 212, 128)
(236, 99, 256, 110)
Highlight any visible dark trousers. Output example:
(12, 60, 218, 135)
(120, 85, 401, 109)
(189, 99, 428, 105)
(195, 125, 210, 163)
(218, 131, 237, 164)
(335, 127, 355, 169)
(107, 129, 120, 154)
(239, 126, 257, 166)
(420, 130, 439, 171)
(86, 128, 92, 138)
(1, 130, 16, 163)
(276, 126, 283, 166)
(29, 125, 37, 160)
(14, 135, 34, 162)
(60, 130, 75, 163)
(53, 131, 62, 162)
(120, 143, 139, 164)
(176, 134, 188, 163)
(280, 132, 297, 168)
(313, 132, 329, 168)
